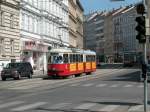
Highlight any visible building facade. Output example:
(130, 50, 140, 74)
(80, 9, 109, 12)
(20, 0, 69, 71)
(68, 0, 84, 48)
(112, 6, 140, 62)
(84, 12, 106, 62)
(76, 0, 84, 49)
(68, 0, 77, 47)
(112, 7, 126, 62)
(84, 13, 98, 51)
(104, 11, 116, 63)
(0, 0, 20, 69)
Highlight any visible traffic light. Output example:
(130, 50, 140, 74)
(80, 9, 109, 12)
(136, 3, 145, 15)
(135, 16, 146, 43)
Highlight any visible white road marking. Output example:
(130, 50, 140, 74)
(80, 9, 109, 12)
(124, 84, 133, 88)
(96, 84, 107, 87)
(98, 105, 119, 111)
(128, 105, 143, 111)
(82, 83, 94, 87)
(137, 85, 144, 88)
(109, 84, 119, 88)
(70, 83, 80, 87)
(50, 103, 71, 109)
(11, 102, 47, 111)
(0, 101, 24, 109)
(74, 103, 96, 109)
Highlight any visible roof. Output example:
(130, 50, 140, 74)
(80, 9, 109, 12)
(76, 0, 84, 12)
(49, 47, 96, 55)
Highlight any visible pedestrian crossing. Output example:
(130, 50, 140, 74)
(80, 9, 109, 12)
(70, 82, 145, 89)
(0, 81, 145, 91)
(0, 68, 140, 91)
(0, 100, 149, 112)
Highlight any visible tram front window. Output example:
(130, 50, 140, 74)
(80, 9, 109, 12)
(52, 55, 63, 64)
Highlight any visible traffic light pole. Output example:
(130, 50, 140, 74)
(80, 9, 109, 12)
(143, 43, 147, 112)
(143, 0, 148, 112)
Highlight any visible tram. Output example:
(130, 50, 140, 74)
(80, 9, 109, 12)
(46, 47, 96, 78)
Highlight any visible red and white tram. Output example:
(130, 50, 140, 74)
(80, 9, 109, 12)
(47, 47, 96, 78)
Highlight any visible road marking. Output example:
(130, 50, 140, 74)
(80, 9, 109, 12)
(50, 103, 71, 109)
(96, 84, 107, 87)
(0, 101, 24, 109)
(11, 102, 47, 111)
(74, 103, 96, 109)
(137, 85, 144, 88)
(98, 105, 119, 111)
(110, 84, 119, 88)
(124, 84, 133, 88)
(82, 83, 94, 87)
(70, 83, 80, 87)
(128, 105, 143, 111)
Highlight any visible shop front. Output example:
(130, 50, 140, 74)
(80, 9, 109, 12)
(21, 41, 48, 71)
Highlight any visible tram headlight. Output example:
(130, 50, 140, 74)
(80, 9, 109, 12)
(52, 68, 56, 71)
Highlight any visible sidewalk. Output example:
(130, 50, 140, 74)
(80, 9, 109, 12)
(33, 70, 47, 78)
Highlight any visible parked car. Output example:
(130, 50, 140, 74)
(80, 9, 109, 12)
(1, 62, 33, 81)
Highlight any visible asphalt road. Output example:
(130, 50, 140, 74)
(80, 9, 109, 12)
(0, 67, 148, 112)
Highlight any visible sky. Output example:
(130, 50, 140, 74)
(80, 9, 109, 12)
(80, 0, 142, 14)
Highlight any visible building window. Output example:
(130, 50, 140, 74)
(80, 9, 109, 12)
(10, 40, 14, 55)
(1, 11, 4, 26)
(0, 39, 4, 55)
(10, 14, 14, 28)
(21, 14, 25, 29)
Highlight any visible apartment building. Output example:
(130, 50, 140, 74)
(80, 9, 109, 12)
(104, 10, 116, 63)
(0, 0, 20, 68)
(20, 0, 69, 71)
(68, 0, 77, 47)
(68, 0, 84, 48)
(84, 12, 106, 62)
(76, 0, 84, 49)
(84, 13, 98, 51)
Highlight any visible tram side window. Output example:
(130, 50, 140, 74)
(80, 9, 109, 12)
(63, 54, 68, 63)
(86, 55, 89, 62)
(81, 55, 83, 62)
(91, 55, 93, 61)
(70, 54, 73, 63)
(73, 54, 76, 63)
(76, 54, 79, 62)
(94, 55, 96, 61)
(92, 55, 94, 61)
(86, 55, 87, 62)
(79, 55, 81, 62)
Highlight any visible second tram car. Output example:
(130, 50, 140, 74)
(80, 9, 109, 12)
(47, 47, 96, 78)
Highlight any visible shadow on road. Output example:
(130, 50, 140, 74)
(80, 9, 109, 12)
(103, 71, 141, 82)
(97, 63, 140, 69)
(88, 101, 141, 106)
(35, 108, 93, 112)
